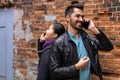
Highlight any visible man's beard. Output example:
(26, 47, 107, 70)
(70, 20, 83, 31)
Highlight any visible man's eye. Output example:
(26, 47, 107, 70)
(82, 15, 84, 18)
(76, 15, 84, 18)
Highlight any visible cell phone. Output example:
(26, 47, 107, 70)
(82, 21, 89, 29)
(43, 32, 46, 36)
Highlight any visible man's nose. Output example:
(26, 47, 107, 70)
(78, 17, 83, 21)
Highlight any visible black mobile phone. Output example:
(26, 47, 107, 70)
(43, 32, 46, 36)
(82, 21, 89, 29)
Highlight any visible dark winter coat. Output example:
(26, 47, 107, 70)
(37, 39, 53, 80)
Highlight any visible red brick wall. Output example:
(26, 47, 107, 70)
(13, 0, 120, 80)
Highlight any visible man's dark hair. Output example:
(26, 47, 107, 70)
(65, 4, 84, 17)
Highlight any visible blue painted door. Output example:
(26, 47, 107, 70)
(0, 8, 13, 80)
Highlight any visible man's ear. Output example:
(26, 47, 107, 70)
(66, 15, 70, 22)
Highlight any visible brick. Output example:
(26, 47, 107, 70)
(102, 3, 111, 7)
(47, 0, 55, 2)
(112, 49, 120, 55)
(118, 17, 120, 21)
(115, 45, 120, 49)
(33, 27, 39, 32)
(96, 4, 103, 8)
(22, 2, 32, 6)
(113, 41, 120, 46)
(93, 0, 103, 3)
(113, 69, 120, 74)
(105, 54, 114, 59)
(102, 68, 114, 73)
(23, 11, 30, 17)
(113, 22, 120, 25)
(114, 53, 120, 59)
(108, 35, 116, 41)
(35, 4, 46, 10)
(30, 42, 36, 47)
(30, 52, 38, 58)
(93, 9, 99, 13)
(113, 12, 120, 16)
(109, 17, 117, 21)
(84, 4, 96, 9)
(108, 7, 116, 12)
(104, 0, 119, 3)
(106, 27, 114, 32)
(84, 9, 93, 14)
(99, 53, 105, 58)
(99, 8, 108, 13)
(97, 21, 113, 27)
(32, 49, 37, 53)
(97, 27, 105, 31)
(102, 59, 120, 64)
(112, 2, 120, 6)
(117, 7, 120, 11)
(13, 0, 19, 2)
(103, 74, 120, 80)
(84, 14, 97, 19)
(55, 2, 65, 8)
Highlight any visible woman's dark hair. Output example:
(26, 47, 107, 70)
(53, 23, 65, 36)
(65, 3, 84, 17)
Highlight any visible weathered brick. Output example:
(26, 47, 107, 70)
(117, 7, 120, 11)
(84, 4, 96, 9)
(47, 0, 55, 2)
(94, 0, 103, 3)
(93, 9, 99, 13)
(108, 7, 116, 12)
(102, 3, 111, 7)
(113, 12, 120, 16)
(22, 2, 32, 6)
(112, 2, 120, 6)
(96, 4, 103, 8)
(109, 17, 117, 21)
(35, 4, 46, 10)
(104, 0, 119, 3)
(118, 17, 120, 21)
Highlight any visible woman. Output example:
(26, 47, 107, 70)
(37, 22, 65, 80)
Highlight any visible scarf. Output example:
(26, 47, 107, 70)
(42, 39, 54, 48)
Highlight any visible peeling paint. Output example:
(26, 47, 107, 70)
(14, 9, 33, 42)
(45, 14, 56, 22)
(14, 70, 24, 80)
(24, 20, 33, 42)
(14, 9, 25, 41)
(14, 45, 18, 54)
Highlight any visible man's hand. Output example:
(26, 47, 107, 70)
(75, 56, 89, 70)
(88, 19, 100, 35)
(83, 18, 100, 35)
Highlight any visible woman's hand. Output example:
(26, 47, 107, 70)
(39, 32, 46, 42)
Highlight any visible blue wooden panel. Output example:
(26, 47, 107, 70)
(0, 8, 13, 80)
(6, 8, 14, 80)
(0, 12, 6, 80)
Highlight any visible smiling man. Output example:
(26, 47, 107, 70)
(49, 3, 113, 80)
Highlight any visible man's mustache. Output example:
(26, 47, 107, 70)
(76, 21, 83, 24)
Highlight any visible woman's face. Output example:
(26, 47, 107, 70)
(44, 24, 57, 40)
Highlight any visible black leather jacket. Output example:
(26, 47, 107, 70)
(49, 30, 113, 80)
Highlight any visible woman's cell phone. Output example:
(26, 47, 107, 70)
(82, 21, 90, 29)
(43, 32, 46, 36)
